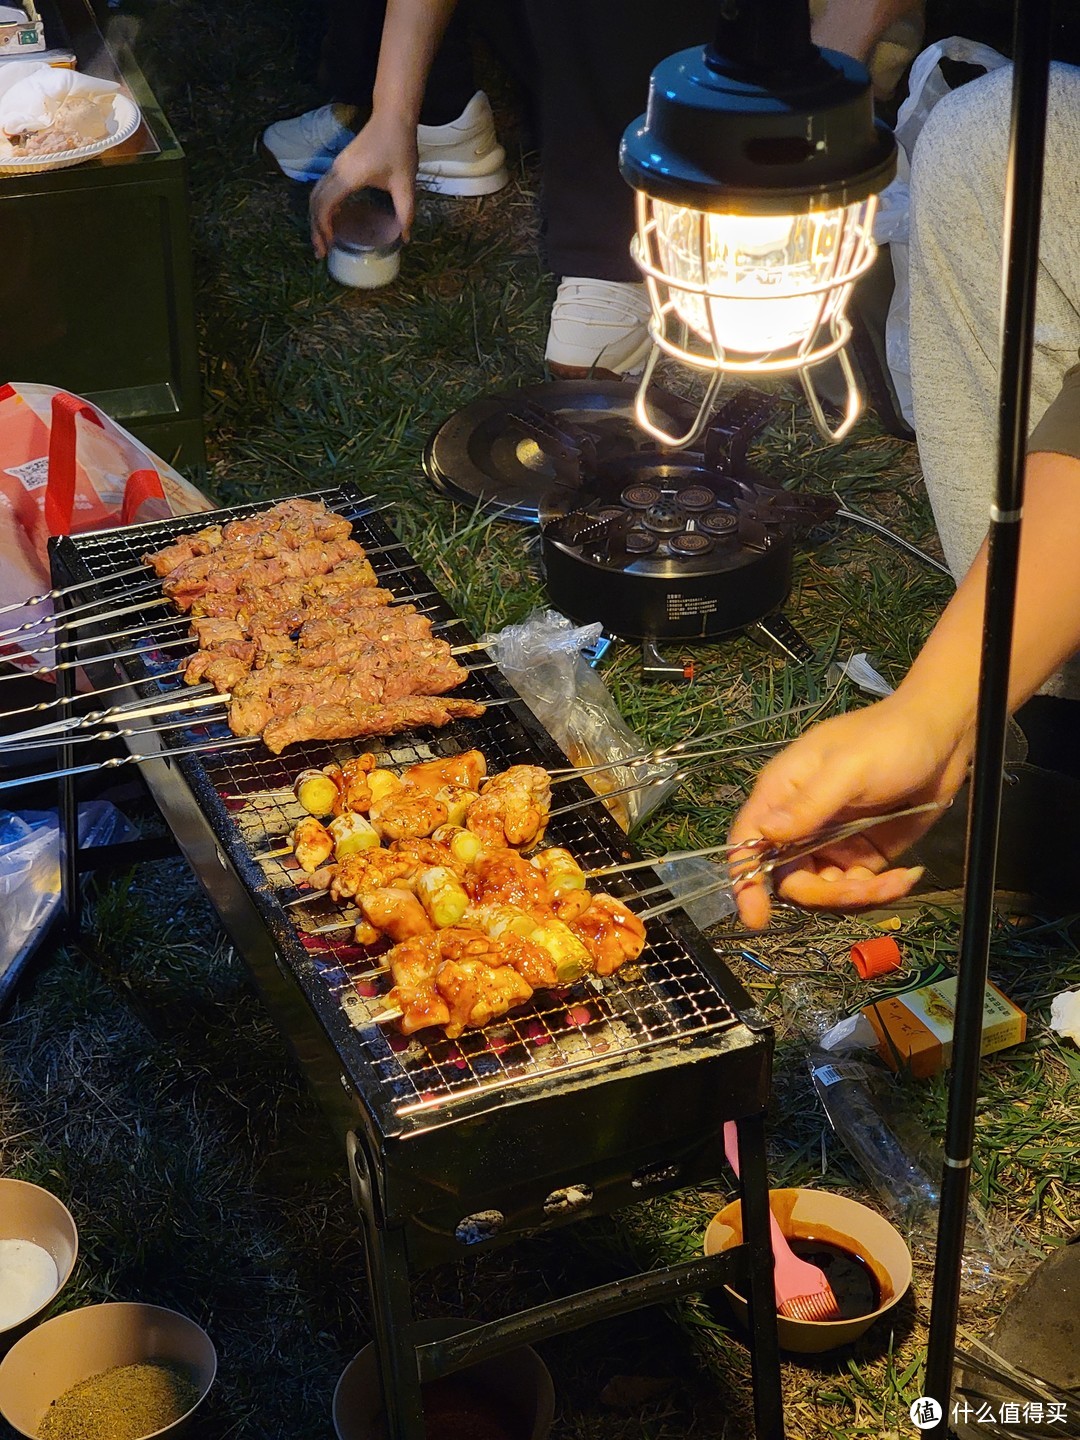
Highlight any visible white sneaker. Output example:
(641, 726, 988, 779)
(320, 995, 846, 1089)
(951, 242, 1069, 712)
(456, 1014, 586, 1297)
(545, 279, 653, 378)
(261, 103, 359, 182)
(261, 92, 508, 195)
(416, 91, 508, 196)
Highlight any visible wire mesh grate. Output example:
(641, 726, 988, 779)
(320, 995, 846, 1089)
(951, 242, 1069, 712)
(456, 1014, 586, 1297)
(60, 485, 742, 1119)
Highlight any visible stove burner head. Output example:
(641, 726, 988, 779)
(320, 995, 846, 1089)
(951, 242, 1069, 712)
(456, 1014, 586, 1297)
(642, 504, 685, 536)
(625, 529, 659, 556)
(673, 485, 715, 513)
(667, 531, 715, 558)
(595, 506, 627, 524)
(621, 483, 663, 510)
(700, 509, 739, 538)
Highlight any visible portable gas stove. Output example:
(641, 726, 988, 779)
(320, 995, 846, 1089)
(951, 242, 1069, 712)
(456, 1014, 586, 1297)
(426, 380, 837, 679)
(48, 483, 784, 1440)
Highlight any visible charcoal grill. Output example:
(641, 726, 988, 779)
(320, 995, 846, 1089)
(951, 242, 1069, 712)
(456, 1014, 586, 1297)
(48, 483, 783, 1440)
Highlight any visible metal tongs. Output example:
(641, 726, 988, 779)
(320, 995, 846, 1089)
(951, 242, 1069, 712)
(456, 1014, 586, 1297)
(725, 799, 947, 889)
(631, 799, 946, 922)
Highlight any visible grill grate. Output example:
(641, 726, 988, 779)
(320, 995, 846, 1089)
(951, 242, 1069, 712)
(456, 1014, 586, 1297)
(57, 485, 742, 1123)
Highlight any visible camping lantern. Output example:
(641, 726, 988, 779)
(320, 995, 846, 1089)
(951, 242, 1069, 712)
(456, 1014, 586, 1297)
(620, 0, 896, 447)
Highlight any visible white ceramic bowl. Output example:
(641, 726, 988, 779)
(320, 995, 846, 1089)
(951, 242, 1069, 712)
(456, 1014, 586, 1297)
(0, 1301, 216, 1439)
(334, 1319, 554, 1440)
(0, 1179, 78, 1349)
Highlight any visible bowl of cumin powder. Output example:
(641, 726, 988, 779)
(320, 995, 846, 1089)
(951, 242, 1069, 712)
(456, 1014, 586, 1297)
(0, 1301, 216, 1439)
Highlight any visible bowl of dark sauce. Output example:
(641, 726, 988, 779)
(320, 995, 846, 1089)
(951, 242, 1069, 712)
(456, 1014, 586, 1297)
(333, 1320, 554, 1440)
(704, 1188, 912, 1353)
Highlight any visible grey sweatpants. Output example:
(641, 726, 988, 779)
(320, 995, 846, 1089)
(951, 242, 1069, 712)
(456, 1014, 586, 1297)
(909, 62, 1080, 583)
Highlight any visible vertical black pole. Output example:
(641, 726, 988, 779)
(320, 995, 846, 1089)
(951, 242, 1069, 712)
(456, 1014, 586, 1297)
(736, 1114, 785, 1440)
(923, 2, 1054, 1432)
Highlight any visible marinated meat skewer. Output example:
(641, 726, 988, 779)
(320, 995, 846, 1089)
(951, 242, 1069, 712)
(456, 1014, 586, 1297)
(145, 497, 355, 579)
(184, 606, 442, 687)
(135, 498, 487, 750)
(260, 695, 486, 753)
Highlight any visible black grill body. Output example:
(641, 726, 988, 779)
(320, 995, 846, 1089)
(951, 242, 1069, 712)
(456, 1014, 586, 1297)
(49, 484, 783, 1440)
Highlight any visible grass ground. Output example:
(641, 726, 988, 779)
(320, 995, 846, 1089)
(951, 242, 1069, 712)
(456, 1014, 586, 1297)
(1, 0, 1078, 1436)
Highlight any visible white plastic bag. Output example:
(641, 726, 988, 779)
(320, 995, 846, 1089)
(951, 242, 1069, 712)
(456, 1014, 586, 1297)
(877, 38, 1010, 425)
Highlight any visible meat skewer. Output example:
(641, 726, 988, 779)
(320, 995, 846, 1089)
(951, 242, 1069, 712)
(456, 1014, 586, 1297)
(0, 486, 377, 622)
(2, 497, 490, 777)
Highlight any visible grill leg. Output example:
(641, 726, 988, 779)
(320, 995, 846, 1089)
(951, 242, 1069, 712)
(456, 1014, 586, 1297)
(367, 1226, 427, 1440)
(349, 1135, 426, 1440)
(736, 1113, 785, 1440)
(55, 612, 81, 938)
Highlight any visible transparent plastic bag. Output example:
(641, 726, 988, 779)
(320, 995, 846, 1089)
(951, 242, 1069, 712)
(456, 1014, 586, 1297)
(878, 37, 1010, 425)
(0, 801, 137, 1001)
(483, 609, 680, 831)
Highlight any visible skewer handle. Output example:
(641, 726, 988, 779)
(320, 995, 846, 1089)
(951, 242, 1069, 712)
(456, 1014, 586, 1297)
(0, 558, 153, 620)
(256, 847, 293, 861)
(368, 1009, 403, 1026)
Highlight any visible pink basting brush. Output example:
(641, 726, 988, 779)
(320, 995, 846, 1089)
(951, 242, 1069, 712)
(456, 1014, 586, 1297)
(722, 1122, 841, 1322)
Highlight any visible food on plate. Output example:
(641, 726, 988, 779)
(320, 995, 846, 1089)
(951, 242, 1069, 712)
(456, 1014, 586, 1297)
(0, 65, 120, 162)
(141, 498, 486, 750)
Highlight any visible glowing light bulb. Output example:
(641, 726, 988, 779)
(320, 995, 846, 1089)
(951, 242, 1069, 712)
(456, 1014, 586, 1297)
(652, 201, 859, 355)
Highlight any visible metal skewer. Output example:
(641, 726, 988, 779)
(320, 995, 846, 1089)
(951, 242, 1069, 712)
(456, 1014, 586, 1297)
(0, 733, 257, 794)
(0, 633, 198, 687)
(1, 610, 190, 670)
(0, 686, 224, 747)
(545, 697, 825, 782)
(0, 575, 167, 644)
(0, 560, 155, 620)
(0, 666, 188, 722)
(0, 712, 231, 755)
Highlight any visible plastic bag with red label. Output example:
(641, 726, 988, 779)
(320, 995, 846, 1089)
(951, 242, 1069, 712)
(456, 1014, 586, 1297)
(0, 382, 216, 673)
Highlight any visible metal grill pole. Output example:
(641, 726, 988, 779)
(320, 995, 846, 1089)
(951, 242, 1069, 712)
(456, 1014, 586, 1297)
(923, 3, 1054, 1430)
(51, 542, 81, 936)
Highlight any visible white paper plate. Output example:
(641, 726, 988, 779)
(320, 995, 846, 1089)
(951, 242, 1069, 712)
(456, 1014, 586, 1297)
(0, 92, 142, 174)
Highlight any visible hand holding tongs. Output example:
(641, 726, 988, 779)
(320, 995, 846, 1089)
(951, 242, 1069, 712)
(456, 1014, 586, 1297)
(725, 799, 947, 890)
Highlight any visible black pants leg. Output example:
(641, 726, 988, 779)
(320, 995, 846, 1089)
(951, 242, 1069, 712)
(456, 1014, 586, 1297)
(521, 0, 714, 280)
(318, 0, 478, 125)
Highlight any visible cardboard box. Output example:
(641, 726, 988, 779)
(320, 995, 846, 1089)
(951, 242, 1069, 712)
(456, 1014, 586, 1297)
(862, 972, 1027, 1079)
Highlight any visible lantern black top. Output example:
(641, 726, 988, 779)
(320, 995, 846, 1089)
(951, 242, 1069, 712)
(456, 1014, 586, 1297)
(620, 31, 897, 215)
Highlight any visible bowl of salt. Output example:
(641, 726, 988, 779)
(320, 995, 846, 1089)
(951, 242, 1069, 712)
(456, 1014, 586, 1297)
(0, 1179, 78, 1352)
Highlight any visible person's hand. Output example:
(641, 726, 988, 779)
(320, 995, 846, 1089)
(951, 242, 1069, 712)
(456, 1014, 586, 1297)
(309, 111, 418, 259)
(728, 693, 972, 928)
